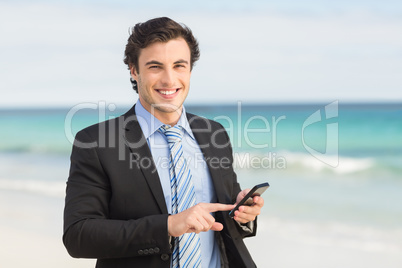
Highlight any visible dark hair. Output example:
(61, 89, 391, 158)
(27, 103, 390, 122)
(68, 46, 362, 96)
(124, 17, 200, 74)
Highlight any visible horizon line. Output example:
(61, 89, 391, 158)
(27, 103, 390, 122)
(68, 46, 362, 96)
(1, 100, 401, 111)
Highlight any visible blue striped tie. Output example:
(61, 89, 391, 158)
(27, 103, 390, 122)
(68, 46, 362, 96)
(159, 125, 202, 268)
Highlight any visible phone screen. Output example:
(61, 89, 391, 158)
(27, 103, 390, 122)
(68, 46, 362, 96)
(228, 182, 269, 218)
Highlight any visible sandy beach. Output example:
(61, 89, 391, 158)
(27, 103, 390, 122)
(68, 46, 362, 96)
(2, 187, 402, 268)
(0, 189, 95, 267)
(2, 225, 95, 268)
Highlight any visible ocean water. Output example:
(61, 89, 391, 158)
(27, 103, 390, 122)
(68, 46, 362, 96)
(1, 102, 401, 266)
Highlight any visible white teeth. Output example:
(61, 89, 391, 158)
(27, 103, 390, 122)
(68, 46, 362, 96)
(159, 90, 176, 95)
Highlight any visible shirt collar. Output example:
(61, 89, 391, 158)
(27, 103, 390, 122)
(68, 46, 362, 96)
(135, 99, 195, 140)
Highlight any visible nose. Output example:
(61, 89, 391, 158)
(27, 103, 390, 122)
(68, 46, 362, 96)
(160, 69, 174, 88)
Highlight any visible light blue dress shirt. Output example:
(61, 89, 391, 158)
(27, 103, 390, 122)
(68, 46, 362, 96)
(135, 100, 221, 268)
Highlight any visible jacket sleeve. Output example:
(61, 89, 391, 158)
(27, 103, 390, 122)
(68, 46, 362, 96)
(63, 129, 171, 259)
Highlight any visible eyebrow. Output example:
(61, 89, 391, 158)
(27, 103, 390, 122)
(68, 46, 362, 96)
(144, 59, 189, 66)
(174, 59, 189, 65)
(145, 60, 163, 66)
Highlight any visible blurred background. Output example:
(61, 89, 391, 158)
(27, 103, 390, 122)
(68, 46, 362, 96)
(1, 0, 401, 267)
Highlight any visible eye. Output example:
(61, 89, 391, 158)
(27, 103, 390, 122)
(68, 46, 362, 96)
(149, 65, 160, 69)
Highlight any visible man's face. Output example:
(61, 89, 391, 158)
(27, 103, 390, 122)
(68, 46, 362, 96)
(131, 38, 192, 121)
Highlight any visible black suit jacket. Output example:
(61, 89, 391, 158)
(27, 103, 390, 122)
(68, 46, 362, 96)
(63, 105, 257, 267)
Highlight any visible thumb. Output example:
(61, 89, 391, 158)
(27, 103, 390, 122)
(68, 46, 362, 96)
(236, 189, 250, 204)
(210, 222, 224, 232)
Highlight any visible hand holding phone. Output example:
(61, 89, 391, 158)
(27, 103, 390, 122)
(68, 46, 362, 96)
(229, 182, 269, 218)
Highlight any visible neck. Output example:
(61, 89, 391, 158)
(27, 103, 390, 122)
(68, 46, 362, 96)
(156, 110, 182, 126)
(139, 99, 183, 126)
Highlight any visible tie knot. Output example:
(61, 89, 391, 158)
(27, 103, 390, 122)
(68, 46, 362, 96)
(159, 125, 183, 144)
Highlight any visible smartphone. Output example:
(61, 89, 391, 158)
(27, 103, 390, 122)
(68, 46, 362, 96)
(228, 182, 269, 218)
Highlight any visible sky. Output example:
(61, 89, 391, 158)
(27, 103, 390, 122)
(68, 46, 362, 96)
(1, 0, 402, 107)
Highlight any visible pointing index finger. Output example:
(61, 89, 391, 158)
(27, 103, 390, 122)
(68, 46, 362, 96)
(205, 203, 236, 212)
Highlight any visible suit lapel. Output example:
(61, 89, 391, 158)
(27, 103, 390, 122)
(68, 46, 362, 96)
(122, 105, 168, 214)
(187, 113, 227, 204)
(121, 108, 228, 214)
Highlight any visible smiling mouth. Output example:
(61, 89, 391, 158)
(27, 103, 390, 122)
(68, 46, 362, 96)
(157, 89, 179, 95)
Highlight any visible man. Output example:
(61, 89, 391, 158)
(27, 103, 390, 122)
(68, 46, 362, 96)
(63, 17, 264, 268)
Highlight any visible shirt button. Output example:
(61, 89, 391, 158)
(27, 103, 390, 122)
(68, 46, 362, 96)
(149, 248, 154, 254)
(143, 249, 149, 255)
(161, 253, 169, 261)
(138, 250, 143, 255)
(154, 247, 160, 253)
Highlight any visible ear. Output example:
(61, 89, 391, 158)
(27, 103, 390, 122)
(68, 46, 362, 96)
(130, 65, 138, 80)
